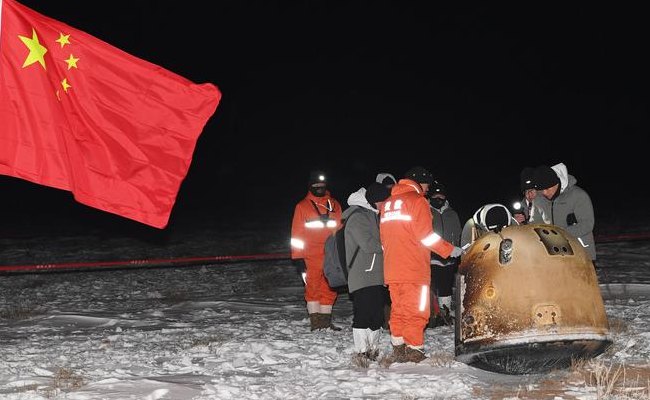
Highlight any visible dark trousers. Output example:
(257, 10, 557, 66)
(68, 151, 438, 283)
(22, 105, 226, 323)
(431, 262, 458, 297)
(351, 285, 388, 330)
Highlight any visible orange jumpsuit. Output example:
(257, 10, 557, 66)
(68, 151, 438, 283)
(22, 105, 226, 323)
(291, 190, 342, 306)
(380, 179, 454, 348)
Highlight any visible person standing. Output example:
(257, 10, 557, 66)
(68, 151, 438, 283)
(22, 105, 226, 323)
(403, 166, 433, 195)
(427, 180, 462, 328)
(343, 182, 391, 361)
(532, 163, 597, 262)
(290, 170, 343, 331)
(374, 171, 397, 327)
(380, 168, 463, 363)
(513, 167, 540, 225)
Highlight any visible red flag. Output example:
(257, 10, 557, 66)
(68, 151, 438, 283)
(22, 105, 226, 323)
(0, 0, 221, 228)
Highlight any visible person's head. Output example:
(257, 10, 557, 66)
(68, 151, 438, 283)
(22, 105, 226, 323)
(519, 166, 537, 202)
(533, 165, 560, 200)
(365, 182, 391, 209)
(473, 204, 513, 233)
(428, 180, 447, 209)
(308, 170, 327, 197)
(403, 166, 433, 194)
(524, 188, 537, 202)
(375, 172, 397, 189)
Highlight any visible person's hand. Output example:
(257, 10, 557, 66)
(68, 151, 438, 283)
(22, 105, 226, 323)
(292, 259, 307, 283)
(450, 246, 464, 258)
(513, 213, 526, 224)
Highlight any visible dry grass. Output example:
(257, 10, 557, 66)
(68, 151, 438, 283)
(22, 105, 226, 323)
(191, 335, 224, 349)
(427, 352, 456, 368)
(378, 353, 394, 369)
(608, 317, 629, 334)
(472, 359, 650, 399)
(351, 352, 372, 368)
(575, 359, 650, 399)
(52, 367, 84, 390)
(188, 335, 225, 357)
(0, 367, 88, 399)
(0, 304, 37, 320)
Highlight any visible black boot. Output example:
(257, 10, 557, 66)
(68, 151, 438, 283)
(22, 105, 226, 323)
(403, 346, 426, 363)
(309, 313, 322, 331)
(428, 305, 454, 328)
(380, 344, 406, 367)
(319, 313, 341, 331)
(440, 305, 454, 326)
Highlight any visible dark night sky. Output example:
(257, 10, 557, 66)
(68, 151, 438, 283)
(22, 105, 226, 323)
(2, 1, 648, 236)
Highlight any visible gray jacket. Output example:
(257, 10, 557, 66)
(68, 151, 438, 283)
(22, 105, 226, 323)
(430, 200, 462, 266)
(343, 188, 385, 294)
(531, 163, 597, 260)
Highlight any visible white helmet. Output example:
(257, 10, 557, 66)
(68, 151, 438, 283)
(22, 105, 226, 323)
(472, 204, 513, 233)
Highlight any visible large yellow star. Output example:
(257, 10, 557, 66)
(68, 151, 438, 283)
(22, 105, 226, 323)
(55, 33, 71, 48)
(61, 78, 71, 93)
(65, 54, 79, 70)
(19, 28, 48, 70)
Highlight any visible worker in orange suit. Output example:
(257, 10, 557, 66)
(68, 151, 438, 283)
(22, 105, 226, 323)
(291, 170, 343, 331)
(379, 166, 464, 363)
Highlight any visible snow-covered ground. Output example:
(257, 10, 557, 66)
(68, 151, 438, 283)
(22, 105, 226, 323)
(1, 223, 649, 399)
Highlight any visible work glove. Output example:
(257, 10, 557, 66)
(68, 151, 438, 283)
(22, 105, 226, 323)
(449, 246, 464, 258)
(292, 258, 307, 284)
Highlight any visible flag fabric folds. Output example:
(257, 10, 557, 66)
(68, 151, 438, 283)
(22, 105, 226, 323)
(0, 0, 221, 228)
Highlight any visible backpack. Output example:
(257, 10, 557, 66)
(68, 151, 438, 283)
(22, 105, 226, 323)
(323, 208, 361, 289)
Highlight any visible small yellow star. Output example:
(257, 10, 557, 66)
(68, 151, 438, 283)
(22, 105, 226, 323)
(61, 78, 71, 93)
(65, 54, 79, 70)
(19, 28, 48, 70)
(55, 33, 71, 48)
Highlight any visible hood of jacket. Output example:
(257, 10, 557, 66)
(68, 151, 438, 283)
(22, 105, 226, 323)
(551, 163, 577, 194)
(391, 178, 425, 196)
(344, 187, 376, 217)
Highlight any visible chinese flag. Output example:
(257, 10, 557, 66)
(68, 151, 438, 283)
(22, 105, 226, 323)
(0, 0, 221, 228)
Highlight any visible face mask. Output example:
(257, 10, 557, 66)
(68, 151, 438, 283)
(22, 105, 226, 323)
(430, 197, 446, 209)
(309, 186, 326, 197)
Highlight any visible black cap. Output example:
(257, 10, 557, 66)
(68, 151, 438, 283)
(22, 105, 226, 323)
(520, 167, 536, 192)
(365, 182, 391, 205)
(308, 170, 327, 186)
(533, 165, 559, 190)
(404, 166, 433, 185)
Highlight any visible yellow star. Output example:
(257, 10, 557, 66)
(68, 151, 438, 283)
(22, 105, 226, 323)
(65, 54, 79, 70)
(19, 28, 48, 70)
(61, 78, 71, 93)
(55, 33, 71, 48)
